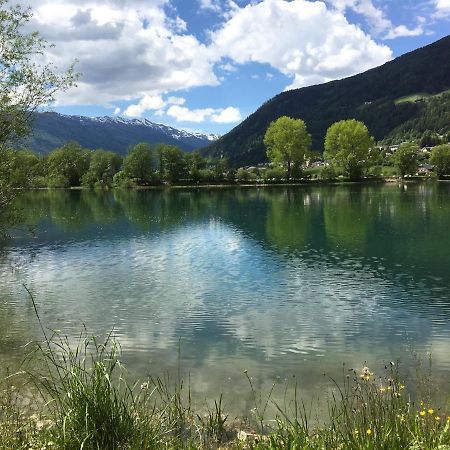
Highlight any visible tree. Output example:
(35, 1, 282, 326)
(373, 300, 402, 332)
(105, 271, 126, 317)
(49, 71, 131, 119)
(157, 144, 186, 183)
(82, 149, 122, 188)
(430, 144, 450, 178)
(46, 141, 91, 187)
(391, 142, 418, 177)
(324, 119, 374, 180)
(0, 0, 77, 232)
(123, 143, 154, 185)
(264, 116, 311, 179)
(0, 0, 77, 145)
(185, 151, 206, 182)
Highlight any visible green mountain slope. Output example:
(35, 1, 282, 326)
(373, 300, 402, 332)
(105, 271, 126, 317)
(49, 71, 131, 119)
(203, 35, 450, 166)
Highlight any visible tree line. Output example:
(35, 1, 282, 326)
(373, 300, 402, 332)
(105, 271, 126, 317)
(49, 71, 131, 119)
(264, 116, 450, 181)
(2, 141, 235, 189)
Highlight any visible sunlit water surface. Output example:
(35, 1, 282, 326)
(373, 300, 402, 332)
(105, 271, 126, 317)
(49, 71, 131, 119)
(1, 184, 449, 416)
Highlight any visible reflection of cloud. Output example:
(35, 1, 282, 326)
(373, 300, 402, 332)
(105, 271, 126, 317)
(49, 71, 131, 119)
(2, 187, 450, 416)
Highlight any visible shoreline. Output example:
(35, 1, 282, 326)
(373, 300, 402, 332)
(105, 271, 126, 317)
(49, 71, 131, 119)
(14, 176, 449, 192)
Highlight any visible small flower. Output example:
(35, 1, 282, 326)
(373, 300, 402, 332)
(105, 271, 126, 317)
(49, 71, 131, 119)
(354, 429, 359, 435)
(366, 428, 372, 435)
(419, 410, 426, 417)
(435, 416, 440, 421)
(360, 366, 373, 381)
(140, 382, 149, 390)
(428, 408, 434, 415)
(400, 385, 405, 390)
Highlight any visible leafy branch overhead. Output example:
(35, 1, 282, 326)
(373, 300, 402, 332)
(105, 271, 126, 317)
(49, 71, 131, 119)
(0, 0, 78, 146)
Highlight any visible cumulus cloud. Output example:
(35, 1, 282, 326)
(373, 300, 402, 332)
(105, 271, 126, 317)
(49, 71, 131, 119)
(329, 0, 425, 39)
(22, 0, 219, 106)
(17, 0, 431, 122)
(166, 105, 242, 123)
(123, 95, 166, 117)
(435, 0, 450, 16)
(212, 0, 393, 89)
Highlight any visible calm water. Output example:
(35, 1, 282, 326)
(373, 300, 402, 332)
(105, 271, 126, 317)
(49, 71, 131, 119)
(1, 184, 450, 415)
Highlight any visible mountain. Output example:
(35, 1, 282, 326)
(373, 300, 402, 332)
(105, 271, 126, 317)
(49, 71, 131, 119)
(203, 35, 450, 166)
(23, 113, 219, 154)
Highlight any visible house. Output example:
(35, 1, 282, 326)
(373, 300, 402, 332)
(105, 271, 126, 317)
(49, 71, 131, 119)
(417, 163, 435, 175)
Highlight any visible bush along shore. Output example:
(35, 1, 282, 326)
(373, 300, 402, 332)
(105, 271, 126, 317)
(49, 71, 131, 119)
(1, 328, 450, 450)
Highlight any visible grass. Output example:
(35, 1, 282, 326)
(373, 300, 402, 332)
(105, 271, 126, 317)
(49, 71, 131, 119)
(1, 331, 450, 450)
(1, 292, 449, 449)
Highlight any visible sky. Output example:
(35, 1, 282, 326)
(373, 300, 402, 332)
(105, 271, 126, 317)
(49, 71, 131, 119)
(22, 0, 450, 135)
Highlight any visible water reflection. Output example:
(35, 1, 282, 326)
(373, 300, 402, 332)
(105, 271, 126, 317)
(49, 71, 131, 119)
(1, 184, 450, 415)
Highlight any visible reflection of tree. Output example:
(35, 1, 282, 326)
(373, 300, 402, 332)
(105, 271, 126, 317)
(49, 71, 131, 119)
(323, 187, 374, 250)
(265, 189, 311, 250)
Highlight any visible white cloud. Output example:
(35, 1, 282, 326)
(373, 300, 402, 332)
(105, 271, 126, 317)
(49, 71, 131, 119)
(22, 0, 219, 106)
(329, 0, 425, 39)
(166, 105, 241, 123)
(435, 0, 450, 16)
(211, 106, 242, 123)
(384, 24, 425, 40)
(198, 0, 222, 13)
(212, 0, 393, 89)
(113, 107, 121, 115)
(167, 96, 186, 105)
(123, 95, 166, 117)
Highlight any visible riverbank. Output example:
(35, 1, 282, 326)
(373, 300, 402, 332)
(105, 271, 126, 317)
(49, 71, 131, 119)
(1, 331, 449, 450)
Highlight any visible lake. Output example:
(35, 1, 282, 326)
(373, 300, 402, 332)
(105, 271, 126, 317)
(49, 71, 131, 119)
(1, 183, 450, 416)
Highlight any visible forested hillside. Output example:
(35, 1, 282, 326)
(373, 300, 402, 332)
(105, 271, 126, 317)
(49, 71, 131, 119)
(202, 35, 450, 166)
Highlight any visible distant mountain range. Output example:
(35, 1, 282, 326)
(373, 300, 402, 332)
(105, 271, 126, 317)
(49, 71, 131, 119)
(23, 113, 219, 154)
(202, 35, 450, 166)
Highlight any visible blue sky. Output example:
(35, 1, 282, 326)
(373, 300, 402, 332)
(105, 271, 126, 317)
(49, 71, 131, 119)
(25, 0, 450, 135)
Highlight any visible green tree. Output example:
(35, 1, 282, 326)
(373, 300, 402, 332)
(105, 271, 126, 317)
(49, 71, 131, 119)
(430, 144, 450, 178)
(157, 144, 186, 183)
(46, 141, 91, 187)
(324, 119, 374, 180)
(391, 142, 418, 177)
(0, 0, 77, 233)
(264, 116, 312, 179)
(123, 143, 154, 185)
(185, 151, 206, 182)
(82, 149, 122, 188)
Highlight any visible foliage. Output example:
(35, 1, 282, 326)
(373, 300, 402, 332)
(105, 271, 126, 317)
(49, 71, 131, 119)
(122, 142, 154, 185)
(320, 164, 337, 181)
(264, 116, 311, 178)
(430, 144, 450, 178)
(203, 36, 450, 166)
(391, 142, 419, 177)
(324, 119, 375, 180)
(2, 329, 450, 449)
(0, 0, 77, 232)
(46, 141, 91, 187)
(157, 144, 186, 183)
(262, 166, 284, 182)
(0, 0, 77, 146)
(82, 149, 122, 188)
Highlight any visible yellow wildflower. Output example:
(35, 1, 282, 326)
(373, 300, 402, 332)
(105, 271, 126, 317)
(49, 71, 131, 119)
(354, 429, 359, 435)
(366, 429, 372, 435)
(400, 385, 405, 390)
(428, 408, 434, 415)
(360, 367, 373, 381)
(435, 416, 440, 421)
(419, 411, 426, 417)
